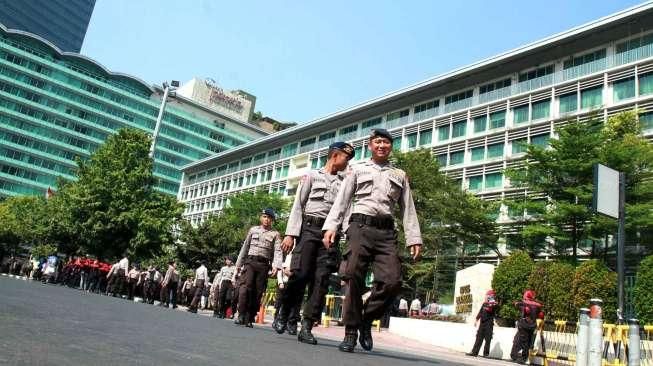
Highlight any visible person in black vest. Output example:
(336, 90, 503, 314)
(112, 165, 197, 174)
(466, 289, 498, 357)
(510, 289, 543, 364)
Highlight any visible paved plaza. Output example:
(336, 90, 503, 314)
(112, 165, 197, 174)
(0, 276, 517, 366)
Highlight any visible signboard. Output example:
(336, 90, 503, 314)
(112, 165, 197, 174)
(455, 284, 473, 314)
(204, 78, 244, 112)
(593, 164, 619, 219)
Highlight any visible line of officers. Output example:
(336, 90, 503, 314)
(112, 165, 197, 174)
(186, 129, 423, 353)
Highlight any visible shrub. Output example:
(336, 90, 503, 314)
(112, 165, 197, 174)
(633, 255, 653, 324)
(492, 250, 533, 322)
(546, 262, 575, 320)
(572, 260, 617, 323)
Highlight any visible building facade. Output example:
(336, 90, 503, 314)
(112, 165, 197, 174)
(180, 4, 653, 229)
(0, 0, 96, 53)
(0, 23, 268, 197)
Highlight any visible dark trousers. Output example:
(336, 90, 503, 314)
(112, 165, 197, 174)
(127, 278, 138, 300)
(510, 326, 535, 362)
(471, 322, 494, 356)
(279, 222, 337, 322)
(167, 281, 178, 307)
(109, 269, 126, 296)
(341, 224, 402, 328)
(144, 280, 156, 304)
(238, 258, 270, 321)
(189, 280, 204, 310)
(215, 280, 233, 316)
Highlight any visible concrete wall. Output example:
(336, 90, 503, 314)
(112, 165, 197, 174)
(454, 263, 495, 324)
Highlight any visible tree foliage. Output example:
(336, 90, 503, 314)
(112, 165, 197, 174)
(633, 255, 653, 324)
(491, 250, 533, 321)
(527, 261, 575, 320)
(572, 260, 617, 322)
(0, 196, 48, 257)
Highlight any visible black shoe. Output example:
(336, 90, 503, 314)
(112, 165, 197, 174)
(186, 308, 197, 313)
(273, 318, 287, 334)
(234, 316, 245, 326)
(358, 321, 373, 351)
(298, 319, 318, 345)
(245, 321, 254, 328)
(466, 352, 478, 357)
(287, 322, 298, 336)
(339, 328, 358, 353)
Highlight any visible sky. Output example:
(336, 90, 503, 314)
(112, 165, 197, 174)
(82, 0, 645, 124)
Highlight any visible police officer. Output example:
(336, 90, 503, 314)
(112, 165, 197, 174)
(510, 289, 543, 364)
(234, 208, 283, 327)
(273, 141, 354, 344)
(212, 257, 236, 318)
(323, 128, 422, 352)
(466, 289, 498, 357)
(187, 260, 208, 313)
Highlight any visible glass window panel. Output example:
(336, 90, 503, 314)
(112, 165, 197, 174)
(449, 151, 464, 165)
(487, 143, 504, 158)
(489, 111, 506, 129)
(512, 138, 528, 154)
(469, 176, 483, 191)
(513, 105, 529, 124)
(580, 87, 603, 109)
(452, 121, 467, 138)
(438, 125, 450, 141)
(471, 147, 485, 161)
(436, 154, 447, 167)
(485, 173, 503, 189)
(613, 78, 635, 101)
(532, 100, 550, 120)
(473, 116, 487, 133)
(419, 129, 432, 146)
(639, 73, 653, 95)
(407, 133, 418, 149)
(392, 137, 403, 151)
(639, 112, 653, 132)
(559, 93, 577, 114)
(531, 134, 550, 147)
(354, 147, 363, 160)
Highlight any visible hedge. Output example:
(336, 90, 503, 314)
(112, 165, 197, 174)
(492, 250, 533, 322)
(633, 255, 653, 324)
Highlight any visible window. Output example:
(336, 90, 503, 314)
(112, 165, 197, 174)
(479, 78, 511, 94)
(354, 146, 363, 159)
(438, 125, 450, 141)
(419, 129, 432, 146)
(563, 49, 606, 69)
(364, 147, 372, 158)
(613, 78, 635, 101)
(436, 154, 447, 167)
(340, 124, 358, 135)
(387, 109, 410, 121)
(449, 151, 464, 165)
(281, 165, 289, 178)
(485, 173, 503, 189)
(469, 176, 483, 191)
(487, 143, 504, 158)
(489, 111, 506, 129)
(532, 100, 550, 120)
(300, 137, 315, 148)
(392, 137, 403, 151)
(580, 87, 602, 109)
(407, 133, 418, 149)
(281, 143, 297, 158)
(616, 33, 653, 54)
(310, 158, 319, 169)
(473, 116, 487, 133)
(559, 93, 577, 114)
(445, 90, 473, 105)
(414, 101, 439, 114)
(452, 121, 466, 138)
(513, 105, 529, 124)
(512, 138, 528, 154)
(319, 131, 336, 141)
(518, 65, 554, 82)
(362, 118, 382, 130)
(640, 112, 653, 132)
(471, 147, 485, 161)
(531, 134, 550, 147)
(640, 73, 653, 96)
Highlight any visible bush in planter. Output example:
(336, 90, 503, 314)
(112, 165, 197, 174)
(492, 250, 533, 323)
(546, 262, 575, 320)
(572, 260, 617, 323)
(633, 255, 653, 324)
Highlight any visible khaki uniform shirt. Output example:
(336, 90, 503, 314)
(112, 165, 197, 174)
(236, 225, 283, 270)
(323, 159, 422, 246)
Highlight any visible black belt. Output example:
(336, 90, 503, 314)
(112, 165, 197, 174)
(246, 255, 269, 263)
(350, 213, 394, 230)
(304, 215, 326, 227)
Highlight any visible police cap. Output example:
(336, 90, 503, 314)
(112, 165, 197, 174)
(261, 207, 276, 219)
(369, 128, 394, 142)
(328, 141, 355, 159)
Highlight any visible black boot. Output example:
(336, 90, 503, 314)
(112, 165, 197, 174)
(339, 327, 358, 352)
(234, 313, 246, 326)
(298, 319, 318, 345)
(358, 321, 373, 351)
(273, 307, 288, 334)
(287, 321, 298, 335)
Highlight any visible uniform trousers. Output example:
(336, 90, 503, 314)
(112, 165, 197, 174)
(237, 257, 270, 321)
(189, 279, 205, 310)
(471, 321, 494, 356)
(341, 223, 402, 328)
(215, 280, 233, 316)
(510, 325, 535, 362)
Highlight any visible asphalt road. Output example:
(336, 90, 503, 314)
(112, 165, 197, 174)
(0, 276, 486, 366)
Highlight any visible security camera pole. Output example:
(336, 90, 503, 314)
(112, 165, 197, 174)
(149, 80, 179, 159)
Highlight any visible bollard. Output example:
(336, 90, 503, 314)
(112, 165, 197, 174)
(628, 319, 640, 366)
(577, 308, 590, 366)
(588, 299, 603, 366)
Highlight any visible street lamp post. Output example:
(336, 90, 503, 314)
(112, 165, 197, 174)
(149, 80, 179, 159)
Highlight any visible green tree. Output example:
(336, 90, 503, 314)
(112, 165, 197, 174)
(63, 128, 184, 261)
(392, 149, 497, 297)
(633, 255, 653, 324)
(492, 250, 534, 322)
(176, 190, 289, 270)
(0, 196, 48, 257)
(527, 261, 575, 320)
(572, 260, 617, 322)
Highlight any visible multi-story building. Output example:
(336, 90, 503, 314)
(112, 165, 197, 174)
(0, 22, 268, 197)
(180, 3, 653, 228)
(0, 0, 96, 53)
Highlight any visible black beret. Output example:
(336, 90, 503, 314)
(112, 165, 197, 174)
(370, 128, 394, 142)
(328, 141, 355, 159)
(261, 208, 276, 219)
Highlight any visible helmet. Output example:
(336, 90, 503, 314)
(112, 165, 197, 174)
(523, 290, 536, 301)
(486, 289, 496, 303)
